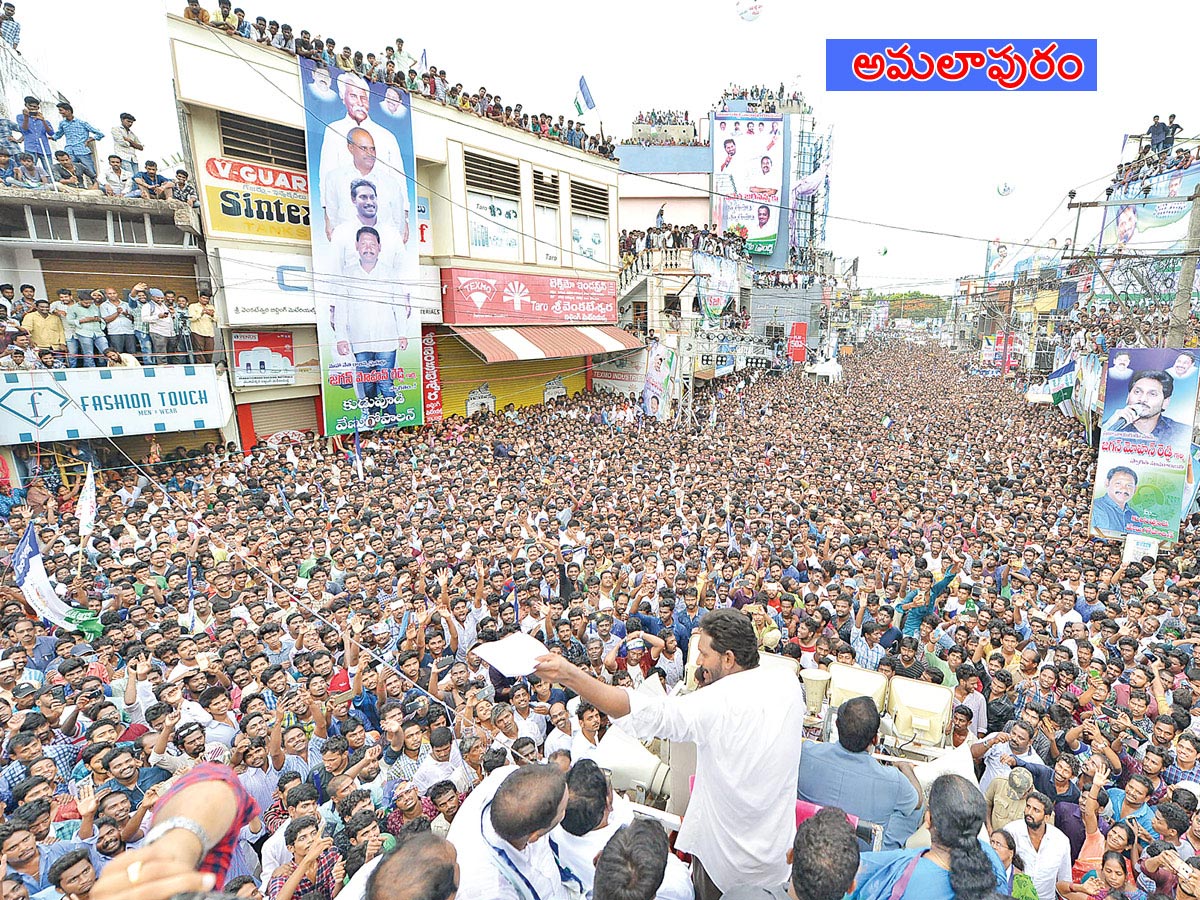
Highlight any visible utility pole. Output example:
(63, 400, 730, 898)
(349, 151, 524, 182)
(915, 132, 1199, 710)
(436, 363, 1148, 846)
(1168, 193, 1200, 346)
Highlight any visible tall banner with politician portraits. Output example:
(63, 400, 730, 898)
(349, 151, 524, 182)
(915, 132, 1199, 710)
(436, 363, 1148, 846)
(1090, 347, 1200, 542)
(300, 58, 423, 434)
(711, 113, 783, 255)
(641, 342, 676, 422)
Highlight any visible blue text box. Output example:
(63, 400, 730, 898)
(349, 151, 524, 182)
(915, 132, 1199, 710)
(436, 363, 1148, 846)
(826, 39, 1097, 91)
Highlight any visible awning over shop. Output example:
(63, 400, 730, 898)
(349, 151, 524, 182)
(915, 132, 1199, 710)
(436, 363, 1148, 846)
(449, 325, 644, 364)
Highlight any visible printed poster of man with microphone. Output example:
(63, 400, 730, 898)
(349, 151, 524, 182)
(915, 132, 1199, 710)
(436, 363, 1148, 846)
(1090, 347, 1200, 542)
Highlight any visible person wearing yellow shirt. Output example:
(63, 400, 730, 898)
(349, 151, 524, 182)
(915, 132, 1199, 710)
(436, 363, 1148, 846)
(746, 603, 781, 651)
(187, 289, 217, 364)
(20, 298, 65, 356)
(976, 626, 1023, 672)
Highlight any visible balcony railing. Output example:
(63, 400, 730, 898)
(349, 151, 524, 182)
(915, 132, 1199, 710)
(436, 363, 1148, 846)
(0, 187, 202, 248)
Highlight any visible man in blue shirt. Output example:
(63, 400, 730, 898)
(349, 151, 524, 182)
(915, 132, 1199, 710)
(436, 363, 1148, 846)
(130, 160, 174, 200)
(1090, 465, 1139, 535)
(97, 746, 171, 808)
(6, 620, 57, 672)
(17, 96, 52, 172)
(797, 697, 923, 850)
(0, 823, 100, 895)
(900, 564, 958, 636)
(51, 102, 103, 182)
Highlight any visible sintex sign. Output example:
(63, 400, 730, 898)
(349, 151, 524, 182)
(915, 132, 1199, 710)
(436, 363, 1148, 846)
(201, 157, 311, 243)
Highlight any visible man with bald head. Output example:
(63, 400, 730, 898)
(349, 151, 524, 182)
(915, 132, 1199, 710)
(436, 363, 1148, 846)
(317, 71, 404, 198)
(366, 832, 459, 900)
(447, 764, 572, 899)
(321, 126, 407, 239)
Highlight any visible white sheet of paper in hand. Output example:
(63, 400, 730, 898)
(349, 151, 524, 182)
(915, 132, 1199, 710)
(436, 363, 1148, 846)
(473, 632, 550, 678)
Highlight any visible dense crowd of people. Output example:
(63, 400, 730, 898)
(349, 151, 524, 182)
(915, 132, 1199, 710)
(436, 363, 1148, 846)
(3, 336, 1200, 899)
(635, 111, 692, 127)
(0, 281, 219, 369)
(1053, 303, 1200, 356)
(620, 223, 748, 262)
(621, 136, 708, 148)
(180, 0, 617, 159)
(1111, 117, 1190, 189)
(716, 84, 805, 114)
(754, 270, 803, 290)
(624, 111, 705, 147)
(618, 224, 748, 294)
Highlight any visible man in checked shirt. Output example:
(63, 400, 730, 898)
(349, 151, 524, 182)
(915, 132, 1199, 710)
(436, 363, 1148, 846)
(52, 102, 103, 183)
(267, 816, 345, 900)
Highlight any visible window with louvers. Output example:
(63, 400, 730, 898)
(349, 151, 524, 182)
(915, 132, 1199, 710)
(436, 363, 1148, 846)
(464, 151, 521, 197)
(533, 169, 559, 205)
(218, 112, 307, 170)
(570, 179, 608, 217)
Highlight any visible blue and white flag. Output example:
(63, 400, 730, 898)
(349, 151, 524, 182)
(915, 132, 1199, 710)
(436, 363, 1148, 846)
(419, 49, 427, 72)
(13, 523, 101, 637)
(1048, 361, 1076, 417)
(573, 76, 596, 116)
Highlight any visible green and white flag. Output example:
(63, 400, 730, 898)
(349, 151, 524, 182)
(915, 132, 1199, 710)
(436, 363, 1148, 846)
(573, 76, 595, 117)
(1048, 361, 1076, 417)
(12, 523, 102, 638)
(77, 464, 97, 540)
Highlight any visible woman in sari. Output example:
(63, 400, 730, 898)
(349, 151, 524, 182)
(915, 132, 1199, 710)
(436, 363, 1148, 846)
(850, 774, 1007, 900)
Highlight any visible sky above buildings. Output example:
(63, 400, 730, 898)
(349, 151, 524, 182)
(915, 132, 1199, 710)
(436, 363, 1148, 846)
(19, 1, 1186, 294)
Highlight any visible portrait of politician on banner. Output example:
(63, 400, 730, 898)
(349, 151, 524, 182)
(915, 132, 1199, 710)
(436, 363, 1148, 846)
(300, 58, 423, 435)
(1089, 347, 1200, 542)
(641, 342, 676, 422)
(711, 113, 783, 255)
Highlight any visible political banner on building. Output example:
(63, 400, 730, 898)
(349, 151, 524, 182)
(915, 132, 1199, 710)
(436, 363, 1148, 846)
(692, 252, 739, 323)
(231, 331, 296, 386)
(1090, 347, 1200, 542)
(300, 58, 423, 435)
(420, 326, 443, 423)
(787, 322, 808, 362)
(12, 523, 101, 637)
(711, 113, 783, 255)
(1102, 152, 1200, 251)
(641, 342, 676, 421)
(199, 156, 311, 243)
(984, 239, 1064, 286)
(1095, 149, 1200, 305)
(979, 333, 1023, 368)
(593, 350, 648, 400)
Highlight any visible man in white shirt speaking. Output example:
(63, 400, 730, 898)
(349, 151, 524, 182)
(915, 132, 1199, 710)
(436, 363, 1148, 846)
(536, 607, 805, 900)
